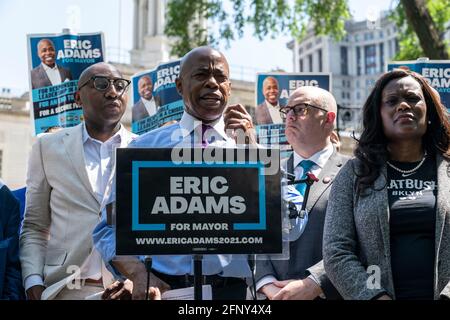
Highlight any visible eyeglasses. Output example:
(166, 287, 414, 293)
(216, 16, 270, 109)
(78, 76, 131, 93)
(279, 103, 328, 117)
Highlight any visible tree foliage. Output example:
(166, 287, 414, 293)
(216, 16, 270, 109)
(393, 0, 450, 60)
(165, 0, 350, 57)
(165, 0, 450, 60)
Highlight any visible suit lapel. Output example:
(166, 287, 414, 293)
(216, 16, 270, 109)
(38, 65, 51, 87)
(62, 124, 100, 205)
(305, 151, 344, 213)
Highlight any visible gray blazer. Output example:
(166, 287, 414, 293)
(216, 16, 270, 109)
(323, 154, 450, 300)
(31, 64, 72, 90)
(255, 150, 349, 299)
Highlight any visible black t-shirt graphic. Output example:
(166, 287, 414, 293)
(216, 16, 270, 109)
(387, 154, 436, 300)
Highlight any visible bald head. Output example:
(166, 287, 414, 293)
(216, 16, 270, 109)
(175, 46, 231, 122)
(179, 46, 229, 79)
(138, 75, 153, 100)
(285, 86, 337, 157)
(262, 76, 279, 105)
(37, 39, 56, 67)
(288, 86, 337, 116)
(78, 62, 123, 90)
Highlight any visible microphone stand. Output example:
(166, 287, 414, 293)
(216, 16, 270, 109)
(285, 172, 319, 219)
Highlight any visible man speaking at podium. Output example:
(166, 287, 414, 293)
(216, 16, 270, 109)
(93, 46, 257, 300)
(255, 86, 349, 300)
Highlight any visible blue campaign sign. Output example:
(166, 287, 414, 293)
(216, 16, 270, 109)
(27, 31, 105, 135)
(255, 73, 331, 158)
(115, 148, 282, 255)
(131, 60, 184, 135)
(388, 60, 450, 113)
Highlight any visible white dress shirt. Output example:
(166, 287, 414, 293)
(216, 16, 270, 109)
(177, 111, 235, 147)
(142, 97, 157, 117)
(265, 100, 283, 124)
(24, 123, 130, 291)
(42, 63, 62, 86)
(255, 143, 334, 294)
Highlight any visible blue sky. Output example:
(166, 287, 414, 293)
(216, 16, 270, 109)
(0, 0, 394, 94)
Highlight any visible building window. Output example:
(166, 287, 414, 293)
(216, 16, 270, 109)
(299, 59, 304, 72)
(388, 40, 392, 57)
(318, 49, 323, 72)
(379, 43, 384, 72)
(340, 46, 348, 75)
(356, 46, 361, 76)
(306, 42, 312, 50)
(357, 91, 361, 100)
(0, 150, 3, 178)
(308, 54, 313, 72)
(299, 47, 303, 55)
(342, 91, 346, 99)
(365, 45, 377, 75)
(379, 31, 383, 38)
(364, 32, 374, 41)
(316, 38, 322, 44)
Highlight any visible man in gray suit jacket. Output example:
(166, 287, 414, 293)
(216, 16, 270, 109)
(255, 86, 348, 300)
(31, 39, 72, 90)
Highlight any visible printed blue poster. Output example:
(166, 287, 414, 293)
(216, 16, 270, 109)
(131, 60, 184, 135)
(27, 31, 105, 135)
(255, 73, 331, 157)
(388, 60, 450, 113)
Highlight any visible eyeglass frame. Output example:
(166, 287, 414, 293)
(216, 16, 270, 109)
(78, 75, 131, 93)
(279, 103, 328, 116)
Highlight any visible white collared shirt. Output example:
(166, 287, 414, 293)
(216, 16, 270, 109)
(178, 111, 235, 147)
(142, 97, 157, 117)
(265, 100, 283, 124)
(42, 63, 62, 86)
(292, 143, 334, 181)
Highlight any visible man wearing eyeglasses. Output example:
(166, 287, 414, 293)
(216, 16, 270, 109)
(20, 62, 136, 300)
(93, 46, 257, 300)
(254, 86, 349, 300)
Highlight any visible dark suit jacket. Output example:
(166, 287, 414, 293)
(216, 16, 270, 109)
(31, 64, 72, 90)
(255, 150, 349, 299)
(255, 101, 284, 125)
(132, 96, 161, 123)
(0, 183, 24, 300)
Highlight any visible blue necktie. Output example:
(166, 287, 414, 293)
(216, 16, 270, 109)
(296, 160, 315, 195)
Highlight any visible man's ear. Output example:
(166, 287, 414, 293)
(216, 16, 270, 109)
(74, 91, 82, 106)
(326, 111, 336, 124)
(175, 78, 183, 96)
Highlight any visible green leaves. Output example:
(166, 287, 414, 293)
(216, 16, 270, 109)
(165, 0, 349, 57)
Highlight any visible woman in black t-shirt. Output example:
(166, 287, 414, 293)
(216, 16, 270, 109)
(323, 69, 450, 300)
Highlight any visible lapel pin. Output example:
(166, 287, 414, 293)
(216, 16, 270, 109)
(323, 177, 332, 184)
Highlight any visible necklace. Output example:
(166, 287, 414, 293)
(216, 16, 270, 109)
(387, 151, 428, 174)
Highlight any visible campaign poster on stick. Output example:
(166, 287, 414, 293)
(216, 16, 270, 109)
(388, 60, 450, 113)
(254, 73, 331, 158)
(131, 60, 184, 135)
(27, 31, 104, 135)
(115, 148, 282, 256)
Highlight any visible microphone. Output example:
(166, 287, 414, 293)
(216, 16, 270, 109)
(286, 173, 319, 220)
